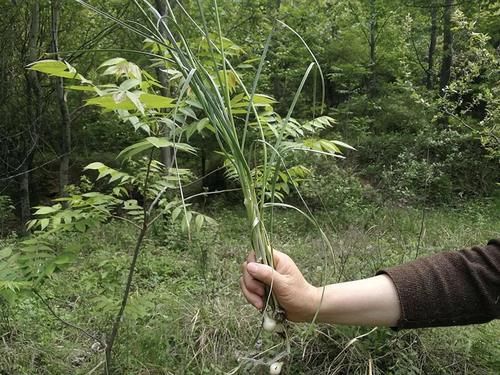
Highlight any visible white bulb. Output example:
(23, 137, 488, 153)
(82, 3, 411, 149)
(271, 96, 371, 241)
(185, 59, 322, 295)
(269, 362, 283, 375)
(262, 314, 277, 332)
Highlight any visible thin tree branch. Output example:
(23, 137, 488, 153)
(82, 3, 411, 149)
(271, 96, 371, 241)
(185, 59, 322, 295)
(104, 150, 155, 374)
(33, 290, 105, 348)
(184, 187, 241, 202)
(89, 205, 142, 230)
(374, 8, 400, 44)
(0, 153, 69, 181)
(347, 2, 370, 44)
(410, 34, 429, 74)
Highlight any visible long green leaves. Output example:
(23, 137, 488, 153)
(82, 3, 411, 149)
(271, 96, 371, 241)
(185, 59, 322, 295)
(73, 1, 346, 363)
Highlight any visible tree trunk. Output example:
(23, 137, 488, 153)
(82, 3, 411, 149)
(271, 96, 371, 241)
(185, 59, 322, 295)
(18, 157, 32, 234)
(155, 0, 174, 170)
(426, 5, 437, 89)
(368, 0, 377, 96)
(0, 47, 6, 104)
(154, 0, 170, 100)
(269, 0, 282, 105)
(51, 0, 72, 196)
(439, 0, 453, 94)
(20, 0, 42, 233)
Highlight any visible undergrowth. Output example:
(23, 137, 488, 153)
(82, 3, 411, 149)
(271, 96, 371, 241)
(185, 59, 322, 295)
(1, 196, 499, 374)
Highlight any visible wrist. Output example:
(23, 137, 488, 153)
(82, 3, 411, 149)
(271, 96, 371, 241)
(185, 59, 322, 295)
(302, 284, 324, 322)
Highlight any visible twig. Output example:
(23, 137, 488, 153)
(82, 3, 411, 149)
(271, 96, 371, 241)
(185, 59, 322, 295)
(89, 204, 142, 230)
(104, 211, 148, 373)
(86, 360, 105, 375)
(331, 327, 378, 364)
(182, 165, 226, 188)
(445, 110, 500, 145)
(415, 207, 426, 259)
(0, 153, 69, 181)
(147, 182, 169, 217)
(184, 188, 241, 202)
(415, 147, 429, 258)
(2, 333, 9, 350)
(33, 290, 105, 347)
(410, 33, 429, 74)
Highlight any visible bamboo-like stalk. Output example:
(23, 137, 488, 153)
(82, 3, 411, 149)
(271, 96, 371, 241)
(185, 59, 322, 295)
(146, 0, 283, 318)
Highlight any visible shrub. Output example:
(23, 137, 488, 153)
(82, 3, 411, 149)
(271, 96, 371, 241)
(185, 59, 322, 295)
(356, 129, 499, 205)
(298, 164, 377, 227)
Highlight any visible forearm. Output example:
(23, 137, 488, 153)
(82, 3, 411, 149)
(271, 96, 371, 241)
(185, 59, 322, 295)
(242, 241, 499, 329)
(310, 240, 500, 329)
(311, 275, 401, 327)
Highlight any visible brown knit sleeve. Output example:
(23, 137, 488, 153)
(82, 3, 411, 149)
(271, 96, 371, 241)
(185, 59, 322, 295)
(377, 239, 500, 329)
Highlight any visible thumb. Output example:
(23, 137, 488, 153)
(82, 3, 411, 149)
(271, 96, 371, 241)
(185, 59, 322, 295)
(247, 262, 284, 287)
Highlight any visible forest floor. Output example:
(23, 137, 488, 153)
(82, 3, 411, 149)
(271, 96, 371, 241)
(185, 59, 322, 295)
(1, 197, 499, 374)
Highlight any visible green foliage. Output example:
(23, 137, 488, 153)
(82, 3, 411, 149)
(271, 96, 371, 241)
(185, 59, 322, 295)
(439, 10, 500, 159)
(1, 0, 499, 373)
(358, 129, 499, 204)
(1, 201, 499, 374)
(117, 137, 196, 159)
(27, 59, 89, 81)
(0, 156, 218, 294)
(299, 165, 376, 226)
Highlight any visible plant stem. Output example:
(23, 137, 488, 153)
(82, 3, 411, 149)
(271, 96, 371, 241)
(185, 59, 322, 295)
(244, 190, 281, 318)
(104, 152, 154, 374)
(34, 290, 104, 347)
(104, 220, 148, 374)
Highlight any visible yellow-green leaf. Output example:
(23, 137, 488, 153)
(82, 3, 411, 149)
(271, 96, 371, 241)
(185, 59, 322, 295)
(28, 60, 84, 80)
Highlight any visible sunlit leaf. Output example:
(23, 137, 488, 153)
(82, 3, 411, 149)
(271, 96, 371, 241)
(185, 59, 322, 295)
(0, 247, 12, 260)
(39, 218, 50, 230)
(139, 93, 175, 108)
(53, 253, 75, 265)
(332, 140, 356, 150)
(118, 140, 154, 159)
(86, 93, 175, 111)
(34, 205, 60, 215)
(65, 85, 95, 92)
(84, 162, 105, 170)
(28, 60, 85, 80)
(98, 57, 127, 69)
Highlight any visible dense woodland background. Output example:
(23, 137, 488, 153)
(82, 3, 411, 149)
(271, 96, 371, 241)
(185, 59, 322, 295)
(0, 0, 499, 374)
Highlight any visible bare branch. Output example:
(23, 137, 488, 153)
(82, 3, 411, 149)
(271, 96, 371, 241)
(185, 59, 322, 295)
(33, 290, 105, 348)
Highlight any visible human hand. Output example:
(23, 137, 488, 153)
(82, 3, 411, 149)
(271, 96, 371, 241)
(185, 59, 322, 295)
(240, 250, 320, 322)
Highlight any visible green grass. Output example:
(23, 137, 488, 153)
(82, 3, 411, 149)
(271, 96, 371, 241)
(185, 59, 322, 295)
(1, 197, 499, 374)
